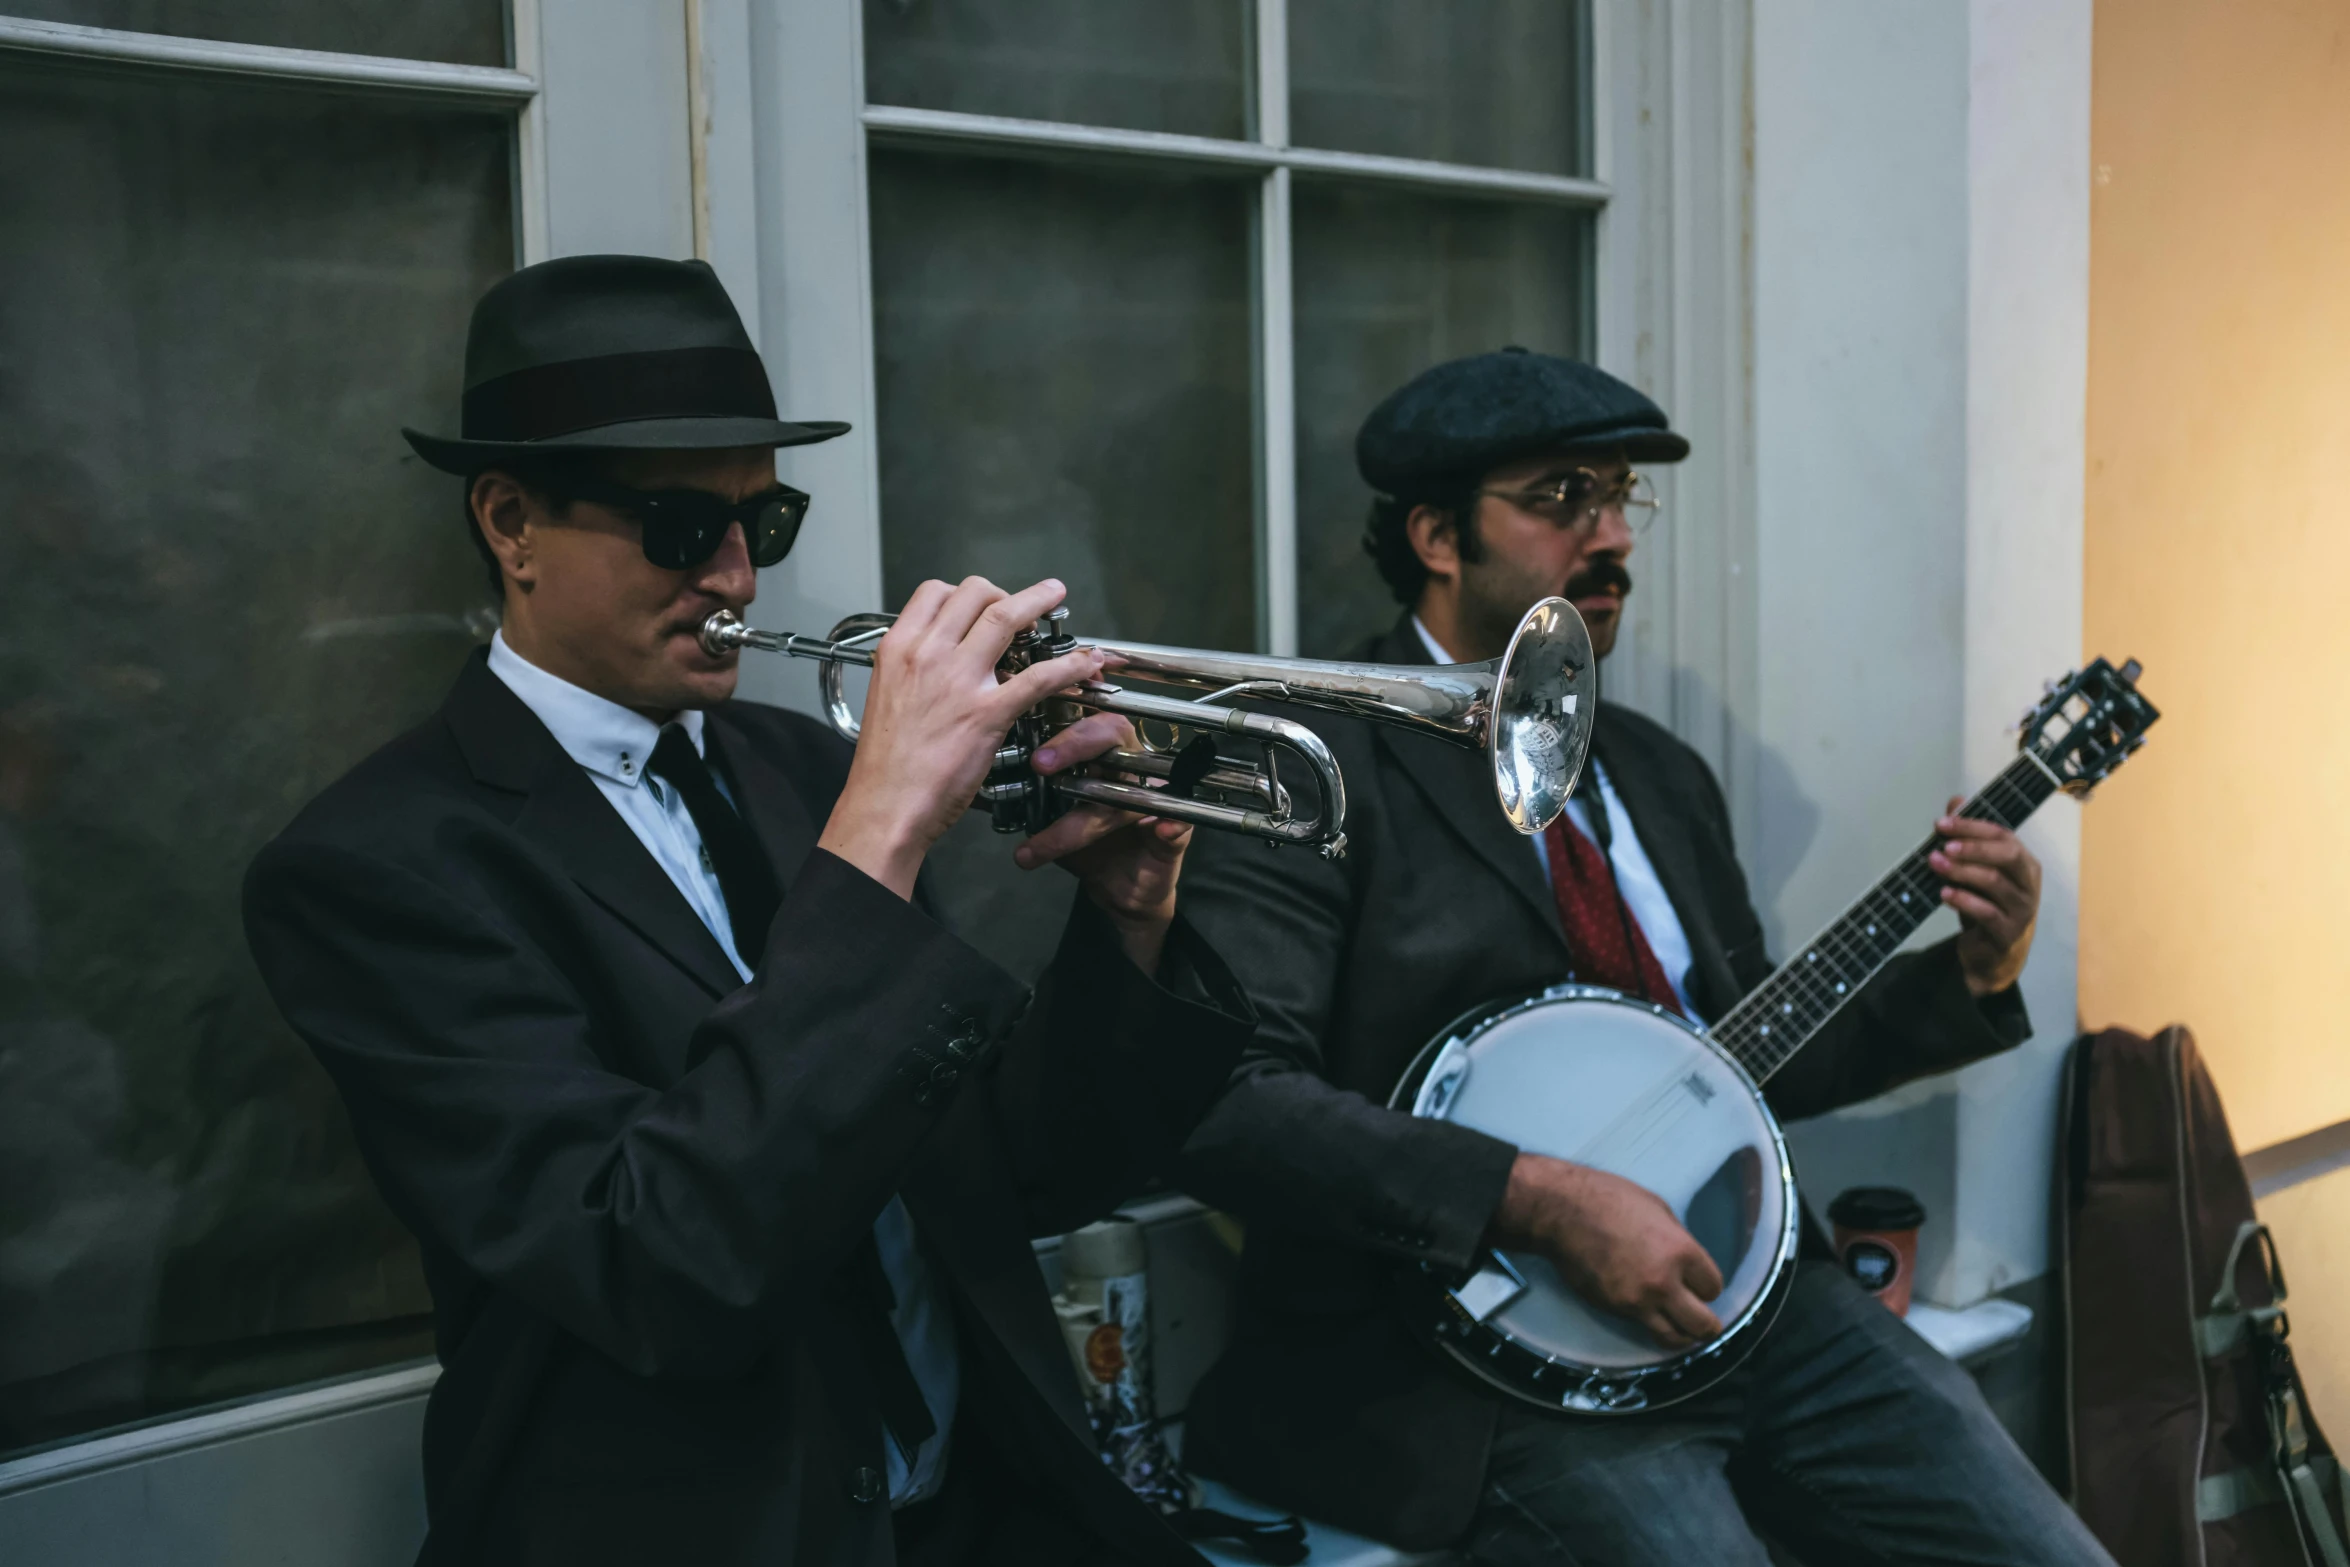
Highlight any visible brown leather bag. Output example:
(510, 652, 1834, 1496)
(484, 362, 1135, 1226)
(2063, 1024, 2348, 1567)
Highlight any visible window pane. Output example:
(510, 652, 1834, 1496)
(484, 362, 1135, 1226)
(8, 0, 508, 66)
(869, 146, 1254, 977)
(864, 0, 1247, 141)
(1292, 184, 1591, 658)
(1289, 0, 1589, 176)
(0, 63, 511, 1453)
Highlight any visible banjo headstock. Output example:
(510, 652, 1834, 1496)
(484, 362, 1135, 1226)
(2019, 657, 2159, 797)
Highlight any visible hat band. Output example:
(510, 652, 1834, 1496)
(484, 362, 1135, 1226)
(461, 346, 778, 442)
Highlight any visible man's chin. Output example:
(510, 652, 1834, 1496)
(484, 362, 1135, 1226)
(655, 638, 742, 711)
(1574, 600, 1623, 659)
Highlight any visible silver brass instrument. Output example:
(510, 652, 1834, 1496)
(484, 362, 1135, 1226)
(698, 597, 1596, 858)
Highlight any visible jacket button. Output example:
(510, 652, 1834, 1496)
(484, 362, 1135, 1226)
(846, 1466, 883, 1504)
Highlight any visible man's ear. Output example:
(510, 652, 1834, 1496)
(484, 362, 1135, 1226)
(1406, 501, 1463, 585)
(471, 471, 537, 588)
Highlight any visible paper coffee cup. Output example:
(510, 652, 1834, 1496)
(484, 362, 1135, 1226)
(1827, 1186, 1925, 1316)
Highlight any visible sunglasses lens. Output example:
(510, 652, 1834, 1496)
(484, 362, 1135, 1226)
(639, 511, 725, 571)
(749, 493, 810, 568)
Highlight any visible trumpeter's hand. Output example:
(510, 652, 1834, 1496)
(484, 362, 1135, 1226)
(820, 576, 1105, 901)
(1928, 798, 2041, 997)
(1014, 712, 1192, 977)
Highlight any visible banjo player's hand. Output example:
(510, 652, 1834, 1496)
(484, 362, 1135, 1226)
(820, 576, 1105, 901)
(1928, 797, 2041, 997)
(1490, 1152, 1724, 1351)
(1014, 711, 1193, 977)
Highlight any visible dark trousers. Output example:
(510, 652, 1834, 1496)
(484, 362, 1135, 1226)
(893, 1426, 1133, 1567)
(1455, 1262, 2115, 1566)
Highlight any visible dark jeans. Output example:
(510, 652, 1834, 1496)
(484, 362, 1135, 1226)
(1456, 1262, 2115, 1566)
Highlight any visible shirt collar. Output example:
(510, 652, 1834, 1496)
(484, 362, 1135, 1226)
(1410, 614, 1454, 666)
(487, 630, 704, 789)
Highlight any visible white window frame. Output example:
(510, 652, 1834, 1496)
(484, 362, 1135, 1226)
(752, 1, 1760, 846)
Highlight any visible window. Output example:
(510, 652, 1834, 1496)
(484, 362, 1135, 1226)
(0, 5, 529, 1455)
(860, 0, 1599, 972)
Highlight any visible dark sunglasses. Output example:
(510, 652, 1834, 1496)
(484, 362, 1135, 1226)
(562, 476, 813, 570)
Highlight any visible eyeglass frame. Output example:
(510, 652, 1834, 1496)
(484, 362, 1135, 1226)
(1475, 467, 1661, 534)
(557, 474, 814, 570)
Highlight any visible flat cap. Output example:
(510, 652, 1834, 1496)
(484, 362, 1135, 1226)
(1356, 346, 1689, 497)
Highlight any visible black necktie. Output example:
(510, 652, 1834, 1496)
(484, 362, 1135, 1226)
(644, 725, 936, 1469)
(646, 725, 780, 961)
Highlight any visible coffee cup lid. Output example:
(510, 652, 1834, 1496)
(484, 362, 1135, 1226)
(1827, 1186, 1926, 1231)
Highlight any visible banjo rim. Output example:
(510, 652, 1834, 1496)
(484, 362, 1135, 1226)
(1388, 982, 1802, 1416)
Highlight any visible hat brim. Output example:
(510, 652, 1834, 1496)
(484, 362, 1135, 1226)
(401, 415, 852, 476)
(1547, 421, 1691, 465)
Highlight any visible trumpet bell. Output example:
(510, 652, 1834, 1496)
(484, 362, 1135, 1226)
(1491, 597, 1598, 834)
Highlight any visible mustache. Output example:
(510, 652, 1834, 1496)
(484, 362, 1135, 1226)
(1563, 560, 1633, 602)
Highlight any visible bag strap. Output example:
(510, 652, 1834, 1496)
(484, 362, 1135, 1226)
(2245, 1303, 2350, 1567)
(2201, 1221, 2291, 1359)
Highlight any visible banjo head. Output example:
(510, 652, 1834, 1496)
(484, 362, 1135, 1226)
(1391, 985, 1799, 1414)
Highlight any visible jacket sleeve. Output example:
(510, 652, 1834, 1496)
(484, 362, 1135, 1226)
(981, 900, 1259, 1239)
(1170, 820, 1521, 1278)
(243, 840, 1028, 1382)
(1670, 740, 2035, 1122)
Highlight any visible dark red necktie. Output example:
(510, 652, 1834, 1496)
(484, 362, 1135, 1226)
(1543, 815, 1686, 1018)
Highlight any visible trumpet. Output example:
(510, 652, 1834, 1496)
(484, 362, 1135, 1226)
(698, 597, 1595, 859)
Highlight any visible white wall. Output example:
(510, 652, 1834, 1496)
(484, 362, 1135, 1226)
(536, 0, 694, 260)
(1754, 0, 2090, 1305)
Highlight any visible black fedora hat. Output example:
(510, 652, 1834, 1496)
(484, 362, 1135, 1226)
(402, 254, 848, 474)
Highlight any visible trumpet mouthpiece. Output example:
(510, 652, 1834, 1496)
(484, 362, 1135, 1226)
(699, 609, 747, 656)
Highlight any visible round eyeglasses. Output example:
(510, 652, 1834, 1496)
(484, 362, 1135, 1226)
(1478, 469, 1661, 534)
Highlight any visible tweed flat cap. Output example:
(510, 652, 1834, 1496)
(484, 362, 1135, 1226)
(1356, 346, 1689, 497)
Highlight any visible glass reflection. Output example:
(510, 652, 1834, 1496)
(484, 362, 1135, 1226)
(1290, 0, 1590, 176)
(1292, 182, 1591, 658)
(4, 0, 510, 67)
(865, 0, 1248, 141)
(0, 64, 509, 1452)
(869, 145, 1254, 977)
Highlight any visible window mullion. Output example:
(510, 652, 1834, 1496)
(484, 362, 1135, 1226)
(1256, 165, 1297, 656)
(1254, 0, 1296, 655)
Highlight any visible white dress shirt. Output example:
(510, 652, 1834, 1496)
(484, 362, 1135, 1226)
(488, 632, 959, 1505)
(1413, 617, 1699, 1017)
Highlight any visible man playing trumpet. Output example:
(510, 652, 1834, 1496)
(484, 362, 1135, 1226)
(242, 255, 1254, 1566)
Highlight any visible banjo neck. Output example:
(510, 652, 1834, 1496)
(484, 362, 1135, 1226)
(1711, 751, 2061, 1086)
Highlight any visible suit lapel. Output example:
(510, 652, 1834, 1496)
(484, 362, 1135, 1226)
(1368, 619, 1568, 950)
(443, 652, 744, 999)
(1588, 710, 1741, 1021)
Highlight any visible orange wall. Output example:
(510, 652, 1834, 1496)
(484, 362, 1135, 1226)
(2083, 0, 2350, 1152)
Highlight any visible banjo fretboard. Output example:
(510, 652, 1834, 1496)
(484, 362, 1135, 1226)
(1711, 752, 2060, 1085)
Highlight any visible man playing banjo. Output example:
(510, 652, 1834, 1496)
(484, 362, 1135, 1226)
(1172, 350, 2114, 1564)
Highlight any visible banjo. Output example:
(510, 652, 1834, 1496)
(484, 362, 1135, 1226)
(1389, 657, 2160, 1415)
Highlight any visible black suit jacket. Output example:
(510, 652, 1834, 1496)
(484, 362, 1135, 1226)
(1171, 616, 2028, 1550)
(242, 651, 1255, 1566)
